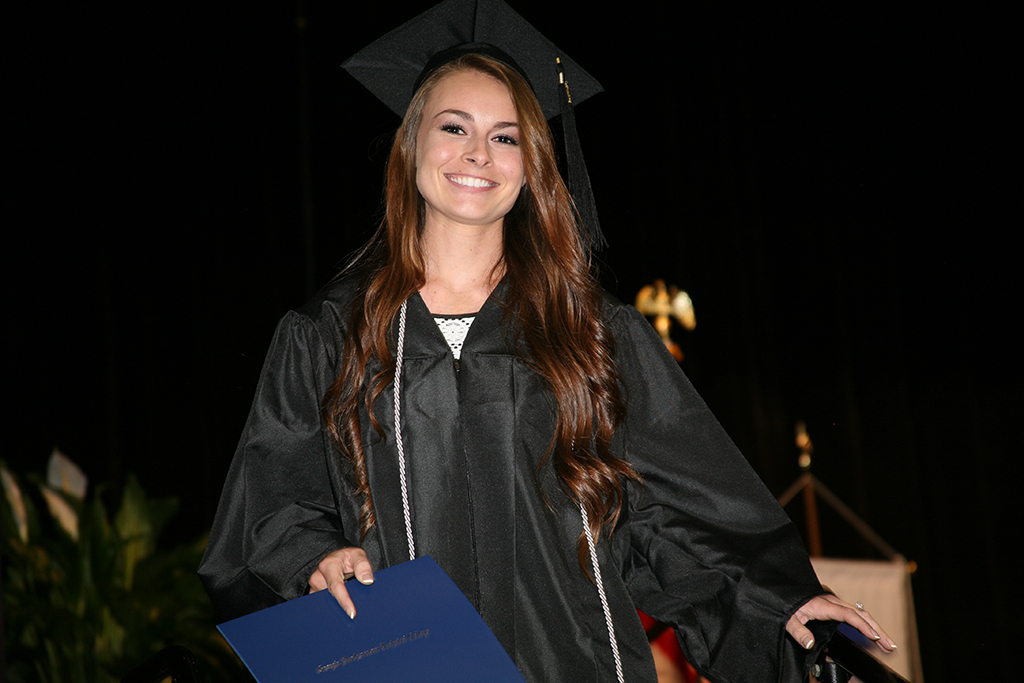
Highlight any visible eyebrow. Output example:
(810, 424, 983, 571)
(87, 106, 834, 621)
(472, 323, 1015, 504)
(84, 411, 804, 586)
(433, 108, 518, 129)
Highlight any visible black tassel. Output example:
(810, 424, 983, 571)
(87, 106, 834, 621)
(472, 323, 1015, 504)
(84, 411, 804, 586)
(557, 58, 607, 251)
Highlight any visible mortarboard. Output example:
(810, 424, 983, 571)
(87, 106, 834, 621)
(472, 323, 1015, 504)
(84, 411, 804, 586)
(342, 0, 607, 249)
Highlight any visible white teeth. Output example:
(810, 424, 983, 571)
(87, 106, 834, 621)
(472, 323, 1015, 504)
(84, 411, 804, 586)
(447, 174, 497, 188)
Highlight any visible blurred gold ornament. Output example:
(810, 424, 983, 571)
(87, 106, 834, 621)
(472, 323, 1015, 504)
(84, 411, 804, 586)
(795, 421, 814, 470)
(635, 279, 695, 361)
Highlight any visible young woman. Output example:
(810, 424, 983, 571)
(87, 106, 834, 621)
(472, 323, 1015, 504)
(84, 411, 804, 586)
(200, 11, 894, 683)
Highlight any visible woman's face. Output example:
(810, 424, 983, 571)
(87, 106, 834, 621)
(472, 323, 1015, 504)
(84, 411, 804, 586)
(415, 69, 525, 232)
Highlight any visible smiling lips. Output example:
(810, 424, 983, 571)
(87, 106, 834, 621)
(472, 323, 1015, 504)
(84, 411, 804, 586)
(445, 173, 498, 189)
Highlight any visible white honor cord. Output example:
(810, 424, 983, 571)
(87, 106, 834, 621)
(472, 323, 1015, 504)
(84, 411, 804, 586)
(394, 300, 415, 560)
(581, 505, 624, 683)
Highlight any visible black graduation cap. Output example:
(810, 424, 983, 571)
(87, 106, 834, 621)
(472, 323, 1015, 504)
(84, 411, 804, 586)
(342, 0, 607, 249)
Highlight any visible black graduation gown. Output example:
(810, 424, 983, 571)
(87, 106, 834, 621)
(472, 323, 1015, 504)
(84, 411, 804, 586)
(199, 276, 833, 682)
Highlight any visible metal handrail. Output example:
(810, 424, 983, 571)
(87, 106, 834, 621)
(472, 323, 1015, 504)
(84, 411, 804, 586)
(816, 630, 911, 683)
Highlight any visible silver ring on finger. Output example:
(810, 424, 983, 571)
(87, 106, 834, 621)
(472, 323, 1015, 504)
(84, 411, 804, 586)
(855, 602, 865, 611)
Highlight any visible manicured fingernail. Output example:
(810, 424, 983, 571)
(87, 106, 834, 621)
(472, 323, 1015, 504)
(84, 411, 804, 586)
(803, 637, 815, 650)
(361, 572, 374, 584)
(870, 631, 881, 640)
(347, 608, 355, 620)
(886, 639, 898, 650)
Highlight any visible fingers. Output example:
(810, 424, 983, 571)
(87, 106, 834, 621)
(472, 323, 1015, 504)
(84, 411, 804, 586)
(308, 567, 328, 592)
(327, 572, 357, 620)
(349, 552, 375, 585)
(789, 595, 898, 653)
(823, 595, 897, 653)
(847, 600, 897, 653)
(785, 613, 816, 650)
(309, 547, 375, 619)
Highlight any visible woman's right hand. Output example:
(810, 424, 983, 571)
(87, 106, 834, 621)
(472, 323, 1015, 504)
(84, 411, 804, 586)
(308, 547, 375, 619)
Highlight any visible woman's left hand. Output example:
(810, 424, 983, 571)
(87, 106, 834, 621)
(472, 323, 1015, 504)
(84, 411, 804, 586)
(786, 594, 897, 653)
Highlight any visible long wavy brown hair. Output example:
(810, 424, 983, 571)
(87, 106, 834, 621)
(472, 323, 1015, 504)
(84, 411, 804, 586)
(323, 54, 640, 571)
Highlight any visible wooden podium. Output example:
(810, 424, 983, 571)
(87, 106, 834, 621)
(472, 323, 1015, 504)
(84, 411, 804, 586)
(779, 424, 923, 682)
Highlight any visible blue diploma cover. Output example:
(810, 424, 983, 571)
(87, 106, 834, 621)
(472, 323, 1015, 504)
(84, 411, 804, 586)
(218, 556, 526, 682)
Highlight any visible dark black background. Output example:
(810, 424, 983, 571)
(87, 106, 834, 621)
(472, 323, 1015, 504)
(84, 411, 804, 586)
(6, 2, 1016, 679)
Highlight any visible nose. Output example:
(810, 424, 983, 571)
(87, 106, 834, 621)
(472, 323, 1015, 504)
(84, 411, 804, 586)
(463, 136, 491, 166)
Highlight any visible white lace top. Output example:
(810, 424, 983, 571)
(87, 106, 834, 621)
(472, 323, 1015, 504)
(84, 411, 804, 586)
(433, 315, 475, 360)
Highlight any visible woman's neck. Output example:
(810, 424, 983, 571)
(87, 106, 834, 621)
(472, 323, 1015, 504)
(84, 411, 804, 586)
(419, 219, 505, 315)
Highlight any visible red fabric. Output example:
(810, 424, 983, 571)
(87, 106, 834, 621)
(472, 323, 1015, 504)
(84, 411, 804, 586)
(640, 611, 703, 683)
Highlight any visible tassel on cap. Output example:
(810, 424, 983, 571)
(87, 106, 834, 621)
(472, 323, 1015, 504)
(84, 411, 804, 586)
(557, 58, 607, 251)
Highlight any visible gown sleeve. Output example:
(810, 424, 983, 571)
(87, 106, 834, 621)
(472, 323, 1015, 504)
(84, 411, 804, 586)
(198, 310, 356, 621)
(609, 305, 834, 683)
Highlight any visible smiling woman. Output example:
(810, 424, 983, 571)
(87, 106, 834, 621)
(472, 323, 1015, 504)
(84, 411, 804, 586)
(415, 70, 525, 235)
(198, 2, 893, 682)
(413, 69, 526, 314)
